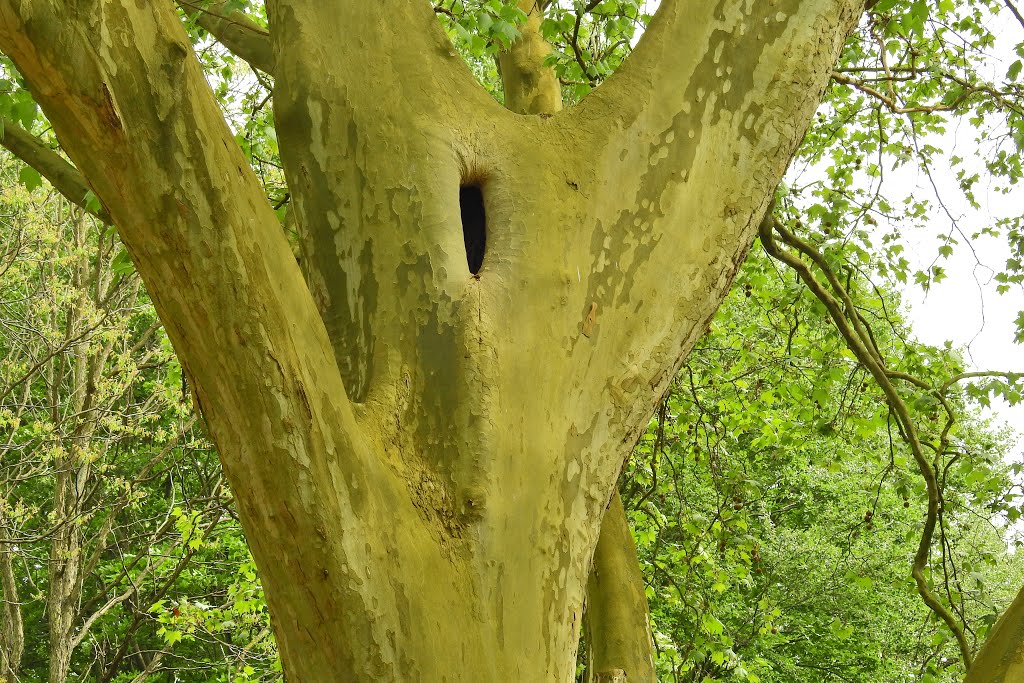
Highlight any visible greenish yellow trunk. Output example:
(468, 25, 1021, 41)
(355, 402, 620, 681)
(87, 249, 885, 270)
(585, 491, 656, 683)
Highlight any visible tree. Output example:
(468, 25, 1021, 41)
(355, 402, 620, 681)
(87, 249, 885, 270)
(4, 0, 1021, 680)
(4, 191, 1021, 683)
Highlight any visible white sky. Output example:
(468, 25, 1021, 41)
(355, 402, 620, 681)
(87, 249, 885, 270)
(894, 19, 1024, 453)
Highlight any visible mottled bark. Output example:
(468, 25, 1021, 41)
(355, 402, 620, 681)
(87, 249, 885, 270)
(495, 16, 655, 675)
(496, 0, 563, 115)
(585, 491, 656, 683)
(493, 10, 656, 678)
(964, 584, 1024, 683)
(0, 0, 862, 680)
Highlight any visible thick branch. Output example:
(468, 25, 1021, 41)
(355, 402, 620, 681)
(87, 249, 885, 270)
(176, 0, 274, 74)
(584, 491, 656, 683)
(576, 0, 863, 131)
(0, 118, 110, 222)
(539, 0, 864, 523)
(268, 0, 497, 401)
(496, 0, 562, 115)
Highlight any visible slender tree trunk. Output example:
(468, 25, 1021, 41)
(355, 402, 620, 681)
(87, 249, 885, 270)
(584, 492, 656, 683)
(0, 512, 24, 683)
(0, 1, 862, 679)
(46, 216, 97, 683)
(48, 463, 83, 683)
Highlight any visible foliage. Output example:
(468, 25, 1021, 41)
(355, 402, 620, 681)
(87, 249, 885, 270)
(0, 169, 278, 683)
(624, 247, 1024, 682)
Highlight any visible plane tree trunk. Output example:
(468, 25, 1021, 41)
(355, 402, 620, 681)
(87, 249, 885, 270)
(0, 1, 861, 680)
(964, 585, 1024, 683)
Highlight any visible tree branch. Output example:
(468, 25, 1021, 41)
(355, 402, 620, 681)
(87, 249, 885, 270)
(0, 118, 110, 222)
(759, 215, 975, 670)
(541, 0, 865, 491)
(496, 0, 562, 115)
(575, 0, 863, 131)
(1003, 0, 1024, 31)
(175, 0, 274, 74)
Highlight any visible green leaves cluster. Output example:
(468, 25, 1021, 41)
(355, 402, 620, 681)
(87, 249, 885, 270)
(624, 246, 1023, 682)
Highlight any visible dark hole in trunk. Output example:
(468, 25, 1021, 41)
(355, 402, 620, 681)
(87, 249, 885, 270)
(460, 184, 486, 275)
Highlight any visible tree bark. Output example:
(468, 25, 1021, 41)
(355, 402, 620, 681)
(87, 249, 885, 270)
(585, 491, 656, 683)
(964, 584, 1024, 683)
(493, 11, 657, 680)
(48, 461, 84, 683)
(0, 0, 862, 680)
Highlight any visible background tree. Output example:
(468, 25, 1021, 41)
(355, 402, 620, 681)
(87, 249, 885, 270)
(625, 245, 1024, 682)
(0, 174, 275, 683)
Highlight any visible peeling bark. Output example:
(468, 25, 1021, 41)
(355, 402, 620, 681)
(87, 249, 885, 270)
(493, 10, 657, 679)
(0, 0, 863, 680)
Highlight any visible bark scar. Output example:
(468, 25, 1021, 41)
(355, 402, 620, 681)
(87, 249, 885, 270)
(100, 84, 123, 131)
(582, 301, 598, 337)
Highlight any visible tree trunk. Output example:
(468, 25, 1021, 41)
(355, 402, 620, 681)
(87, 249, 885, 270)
(584, 491, 656, 683)
(48, 462, 83, 683)
(47, 214, 100, 683)
(495, 15, 658, 681)
(964, 584, 1024, 683)
(0, 512, 23, 683)
(0, 1, 862, 680)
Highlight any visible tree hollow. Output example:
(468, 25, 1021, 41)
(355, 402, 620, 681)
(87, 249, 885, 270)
(460, 183, 486, 275)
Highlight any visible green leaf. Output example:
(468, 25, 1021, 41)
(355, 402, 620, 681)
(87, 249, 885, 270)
(701, 613, 725, 635)
(83, 190, 103, 215)
(18, 165, 40, 191)
(111, 248, 136, 277)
